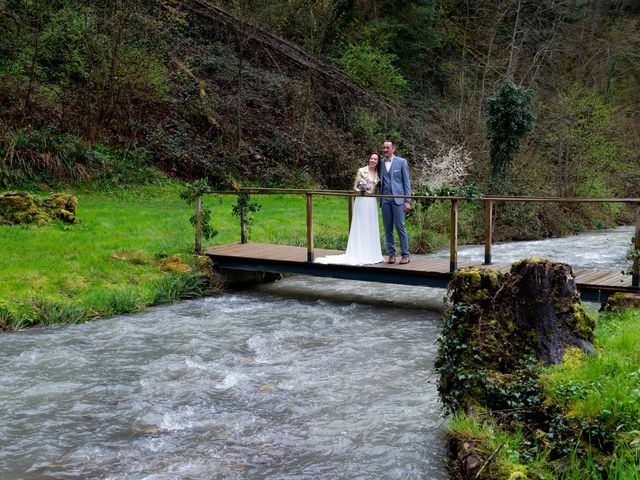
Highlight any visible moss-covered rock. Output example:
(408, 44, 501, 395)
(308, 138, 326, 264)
(0, 192, 77, 225)
(602, 292, 640, 313)
(160, 255, 192, 273)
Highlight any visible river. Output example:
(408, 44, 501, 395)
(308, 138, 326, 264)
(0, 226, 634, 479)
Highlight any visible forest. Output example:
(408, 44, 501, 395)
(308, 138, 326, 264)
(1, 0, 639, 242)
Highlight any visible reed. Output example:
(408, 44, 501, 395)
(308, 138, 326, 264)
(82, 289, 143, 317)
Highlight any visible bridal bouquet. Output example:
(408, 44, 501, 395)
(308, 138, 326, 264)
(356, 179, 373, 194)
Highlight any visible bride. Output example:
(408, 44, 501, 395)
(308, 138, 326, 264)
(316, 153, 384, 265)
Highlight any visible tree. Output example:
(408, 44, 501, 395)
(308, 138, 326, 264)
(484, 79, 534, 191)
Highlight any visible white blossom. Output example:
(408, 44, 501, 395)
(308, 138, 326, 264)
(416, 144, 473, 191)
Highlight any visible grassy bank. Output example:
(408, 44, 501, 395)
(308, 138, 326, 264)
(4, 184, 444, 329)
(446, 307, 640, 479)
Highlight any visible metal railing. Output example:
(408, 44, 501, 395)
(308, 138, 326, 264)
(194, 188, 640, 287)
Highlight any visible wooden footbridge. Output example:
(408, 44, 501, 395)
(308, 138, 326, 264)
(195, 189, 640, 302)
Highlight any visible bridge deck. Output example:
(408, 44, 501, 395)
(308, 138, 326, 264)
(205, 243, 637, 300)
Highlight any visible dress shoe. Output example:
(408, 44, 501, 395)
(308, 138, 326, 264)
(399, 257, 410, 264)
(387, 256, 396, 264)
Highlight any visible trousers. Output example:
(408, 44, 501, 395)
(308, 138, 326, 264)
(380, 198, 409, 257)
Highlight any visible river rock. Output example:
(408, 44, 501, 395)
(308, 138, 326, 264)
(0, 192, 77, 225)
(602, 291, 640, 312)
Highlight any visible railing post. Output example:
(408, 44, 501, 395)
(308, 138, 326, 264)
(194, 193, 202, 255)
(450, 199, 458, 273)
(633, 203, 640, 287)
(348, 195, 353, 228)
(306, 193, 314, 262)
(484, 200, 493, 265)
(240, 209, 248, 244)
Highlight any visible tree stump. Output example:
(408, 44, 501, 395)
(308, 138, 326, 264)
(437, 259, 595, 413)
(438, 259, 596, 479)
(507, 259, 595, 364)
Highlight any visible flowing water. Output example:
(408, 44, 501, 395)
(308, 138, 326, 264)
(0, 226, 634, 479)
(437, 225, 635, 272)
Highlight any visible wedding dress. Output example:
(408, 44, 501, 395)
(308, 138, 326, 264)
(316, 168, 384, 266)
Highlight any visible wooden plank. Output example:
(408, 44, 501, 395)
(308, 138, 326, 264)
(591, 273, 627, 286)
(580, 272, 614, 284)
(574, 270, 602, 281)
(585, 272, 621, 285)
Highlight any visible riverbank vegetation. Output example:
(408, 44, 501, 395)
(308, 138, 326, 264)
(0, 183, 391, 330)
(438, 266, 640, 479)
(446, 309, 640, 479)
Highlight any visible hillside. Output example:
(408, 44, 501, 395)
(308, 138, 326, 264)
(1, 0, 639, 239)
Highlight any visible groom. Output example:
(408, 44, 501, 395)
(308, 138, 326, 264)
(379, 140, 411, 264)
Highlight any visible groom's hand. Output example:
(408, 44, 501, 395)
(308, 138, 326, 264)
(404, 202, 411, 212)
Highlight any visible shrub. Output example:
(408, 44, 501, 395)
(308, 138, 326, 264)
(485, 80, 535, 191)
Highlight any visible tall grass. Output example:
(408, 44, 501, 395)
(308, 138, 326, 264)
(82, 289, 143, 317)
(153, 271, 209, 304)
(542, 309, 640, 446)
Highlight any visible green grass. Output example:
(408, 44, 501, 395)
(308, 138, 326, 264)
(1, 185, 192, 303)
(0, 184, 459, 329)
(447, 413, 531, 479)
(3, 185, 433, 328)
(542, 309, 640, 448)
(445, 308, 640, 479)
(0, 184, 209, 328)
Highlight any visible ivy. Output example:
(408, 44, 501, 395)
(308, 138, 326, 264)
(485, 80, 535, 192)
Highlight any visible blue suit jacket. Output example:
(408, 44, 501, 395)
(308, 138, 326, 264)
(380, 155, 411, 206)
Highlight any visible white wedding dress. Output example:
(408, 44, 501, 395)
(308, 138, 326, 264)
(315, 196, 384, 266)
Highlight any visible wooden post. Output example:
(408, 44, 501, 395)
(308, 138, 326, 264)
(194, 193, 202, 255)
(348, 195, 353, 228)
(633, 203, 640, 287)
(306, 193, 314, 262)
(450, 199, 458, 273)
(484, 200, 493, 265)
(240, 210, 248, 244)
